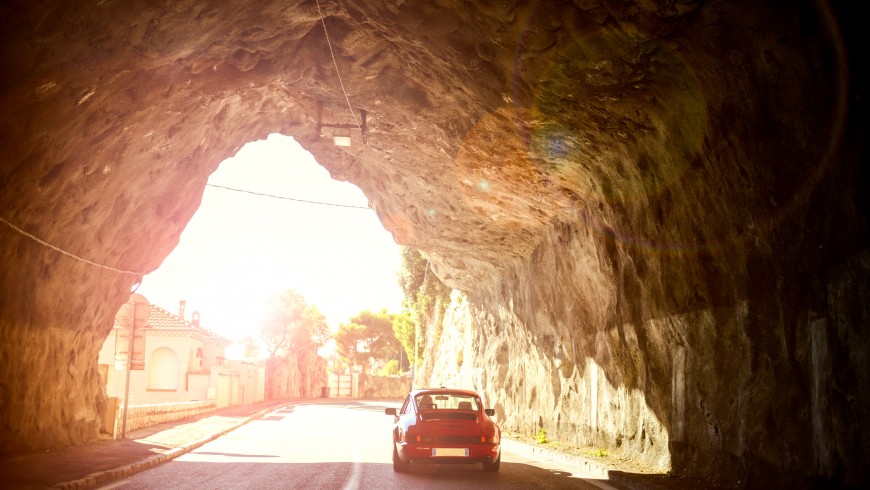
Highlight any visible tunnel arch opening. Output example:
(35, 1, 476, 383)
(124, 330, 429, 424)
(135, 133, 404, 342)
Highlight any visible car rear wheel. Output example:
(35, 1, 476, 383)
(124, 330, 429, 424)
(482, 453, 500, 472)
(392, 444, 409, 473)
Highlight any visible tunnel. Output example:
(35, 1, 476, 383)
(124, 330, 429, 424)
(0, 1, 867, 487)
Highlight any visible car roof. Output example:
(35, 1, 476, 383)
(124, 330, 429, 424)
(410, 387, 480, 398)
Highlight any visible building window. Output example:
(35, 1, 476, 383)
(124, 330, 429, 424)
(148, 347, 178, 390)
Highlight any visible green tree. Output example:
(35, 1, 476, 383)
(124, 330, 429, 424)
(351, 309, 401, 367)
(334, 322, 366, 370)
(261, 289, 329, 359)
(238, 335, 264, 360)
(334, 309, 405, 372)
(378, 359, 403, 376)
(391, 311, 415, 369)
(397, 247, 429, 300)
(395, 247, 450, 366)
(397, 247, 450, 318)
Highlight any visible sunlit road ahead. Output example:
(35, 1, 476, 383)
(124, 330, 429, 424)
(101, 400, 623, 489)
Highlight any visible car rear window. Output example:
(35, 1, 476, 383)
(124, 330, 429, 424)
(415, 392, 480, 411)
(421, 412, 478, 421)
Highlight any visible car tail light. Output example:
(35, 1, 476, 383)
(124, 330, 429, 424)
(480, 433, 500, 444)
(401, 432, 421, 444)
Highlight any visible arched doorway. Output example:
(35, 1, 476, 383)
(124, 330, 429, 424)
(147, 347, 179, 391)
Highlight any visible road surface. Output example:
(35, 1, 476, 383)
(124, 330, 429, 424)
(100, 400, 624, 489)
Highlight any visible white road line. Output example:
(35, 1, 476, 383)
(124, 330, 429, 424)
(341, 416, 365, 490)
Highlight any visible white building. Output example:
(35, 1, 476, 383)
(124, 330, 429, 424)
(98, 300, 264, 407)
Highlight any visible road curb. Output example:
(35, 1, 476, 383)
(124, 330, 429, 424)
(52, 404, 283, 490)
(502, 438, 611, 479)
(501, 438, 673, 490)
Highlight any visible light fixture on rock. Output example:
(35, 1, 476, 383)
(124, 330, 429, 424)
(316, 100, 367, 147)
(332, 127, 352, 147)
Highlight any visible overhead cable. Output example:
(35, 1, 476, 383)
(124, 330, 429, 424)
(206, 183, 371, 209)
(0, 215, 144, 276)
(314, 0, 363, 132)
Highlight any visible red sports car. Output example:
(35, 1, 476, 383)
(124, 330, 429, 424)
(385, 387, 501, 472)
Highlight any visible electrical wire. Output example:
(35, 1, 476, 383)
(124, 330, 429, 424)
(0, 215, 144, 276)
(314, 0, 363, 132)
(206, 183, 371, 209)
(0, 179, 371, 278)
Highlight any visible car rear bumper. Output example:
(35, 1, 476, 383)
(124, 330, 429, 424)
(396, 442, 500, 464)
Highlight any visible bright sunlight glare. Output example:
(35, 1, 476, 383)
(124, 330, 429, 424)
(137, 134, 404, 341)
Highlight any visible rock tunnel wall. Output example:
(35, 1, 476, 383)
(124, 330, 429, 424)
(0, 0, 867, 486)
(423, 234, 870, 486)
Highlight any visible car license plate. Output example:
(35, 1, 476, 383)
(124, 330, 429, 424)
(432, 448, 469, 457)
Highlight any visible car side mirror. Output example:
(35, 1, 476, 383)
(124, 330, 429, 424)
(484, 408, 495, 417)
(385, 408, 397, 416)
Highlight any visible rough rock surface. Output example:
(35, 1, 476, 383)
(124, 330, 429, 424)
(266, 356, 326, 400)
(0, 0, 867, 487)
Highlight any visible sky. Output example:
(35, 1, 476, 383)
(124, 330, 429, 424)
(137, 134, 404, 342)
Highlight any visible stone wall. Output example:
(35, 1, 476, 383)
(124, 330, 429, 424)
(358, 374, 411, 399)
(265, 355, 327, 400)
(118, 400, 216, 435)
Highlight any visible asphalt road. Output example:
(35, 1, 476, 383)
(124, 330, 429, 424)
(98, 400, 623, 490)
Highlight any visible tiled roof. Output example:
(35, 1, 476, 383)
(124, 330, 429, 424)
(147, 305, 195, 330)
(113, 304, 227, 342)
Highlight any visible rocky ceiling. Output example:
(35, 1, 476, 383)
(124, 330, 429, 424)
(0, 0, 867, 486)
